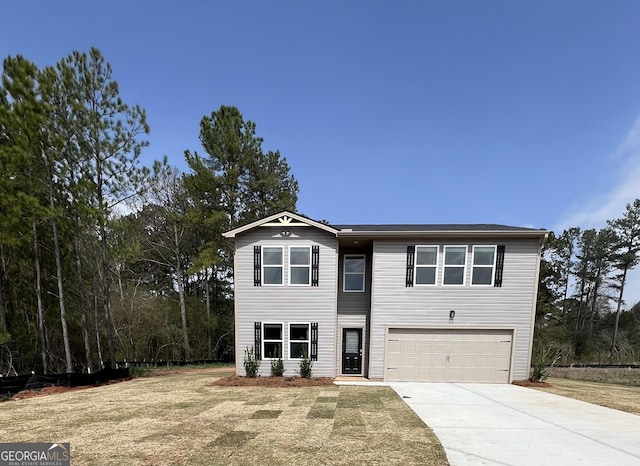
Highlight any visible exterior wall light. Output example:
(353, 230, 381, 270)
(449, 310, 455, 319)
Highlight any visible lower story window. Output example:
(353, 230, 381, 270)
(263, 323, 283, 358)
(289, 323, 310, 359)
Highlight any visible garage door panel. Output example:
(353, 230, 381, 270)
(385, 328, 513, 383)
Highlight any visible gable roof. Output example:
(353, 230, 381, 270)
(222, 211, 339, 238)
(223, 211, 548, 239)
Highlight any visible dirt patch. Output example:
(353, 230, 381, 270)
(512, 379, 551, 388)
(211, 375, 335, 387)
(12, 385, 94, 400)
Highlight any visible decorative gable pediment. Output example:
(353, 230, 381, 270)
(261, 214, 310, 227)
(223, 211, 338, 238)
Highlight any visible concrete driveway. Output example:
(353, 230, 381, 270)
(389, 382, 640, 466)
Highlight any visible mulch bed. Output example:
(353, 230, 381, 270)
(211, 375, 335, 387)
(512, 380, 551, 387)
(12, 385, 94, 400)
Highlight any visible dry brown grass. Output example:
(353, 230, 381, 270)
(534, 377, 640, 415)
(0, 368, 448, 465)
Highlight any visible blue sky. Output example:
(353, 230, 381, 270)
(3, 1, 640, 304)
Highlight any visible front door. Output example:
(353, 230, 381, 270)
(342, 328, 363, 375)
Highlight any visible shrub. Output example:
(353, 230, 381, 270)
(530, 346, 564, 382)
(298, 352, 313, 379)
(244, 346, 260, 378)
(270, 358, 284, 377)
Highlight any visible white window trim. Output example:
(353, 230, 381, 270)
(262, 322, 284, 360)
(262, 246, 284, 286)
(471, 245, 497, 286)
(443, 245, 467, 286)
(343, 254, 366, 292)
(288, 245, 311, 286)
(288, 322, 310, 360)
(414, 245, 439, 286)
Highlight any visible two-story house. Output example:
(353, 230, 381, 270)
(223, 211, 546, 383)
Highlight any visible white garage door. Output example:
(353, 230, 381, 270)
(385, 328, 513, 383)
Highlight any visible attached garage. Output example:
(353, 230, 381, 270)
(384, 328, 513, 383)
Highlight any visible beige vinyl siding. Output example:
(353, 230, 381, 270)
(369, 238, 540, 381)
(234, 226, 338, 377)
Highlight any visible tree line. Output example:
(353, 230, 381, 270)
(535, 200, 640, 365)
(0, 48, 298, 375)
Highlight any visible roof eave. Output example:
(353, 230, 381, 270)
(336, 229, 548, 239)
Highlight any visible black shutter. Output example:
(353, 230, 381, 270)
(494, 245, 505, 287)
(406, 245, 415, 287)
(311, 245, 320, 286)
(310, 322, 318, 361)
(254, 322, 262, 360)
(254, 246, 261, 286)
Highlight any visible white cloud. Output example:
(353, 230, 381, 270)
(553, 117, 640, 308)
(553, 117, 640, 233)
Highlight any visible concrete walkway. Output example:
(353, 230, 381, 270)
(389, 382, 640, 466)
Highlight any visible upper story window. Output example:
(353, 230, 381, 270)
(443, 246, 467, 285)
(414, 245, 438, 285)
(289, 246, 311, 285)
(472, 246, 496, 285)
(343, 255, 365, 292)
(262, 247, 283, 285)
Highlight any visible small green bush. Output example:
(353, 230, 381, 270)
(298, 353, 313, 379)
(270, 358, 284, 377)
(244, 346, 260, 378)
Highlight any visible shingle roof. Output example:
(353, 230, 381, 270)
(333, 224, 541, 232)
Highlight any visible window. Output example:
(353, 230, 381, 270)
(262, 247, 283, 285)
(343, 255, 365, 292)
(289, 246, 311, 285)
(289, 323, 310, 359)
(443, 246, 467, 285)
(262, 323, 283, 358)
(472, 246, 496, 285)
(414, 246, 438, 285)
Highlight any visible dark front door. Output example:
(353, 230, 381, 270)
(342, 328, 363, 375)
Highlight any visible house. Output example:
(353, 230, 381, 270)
(223, 211, 547, 383)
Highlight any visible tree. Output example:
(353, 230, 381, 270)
(57, 48, 150, 367)
(143, 160, 195, 360)
(0, 55, 51, 372)
(607, 199, 640, 359)
(185, 105, 298, 267)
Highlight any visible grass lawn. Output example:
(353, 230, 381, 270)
(0, 368, 448, 465)
(535, 377, 640, 415)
